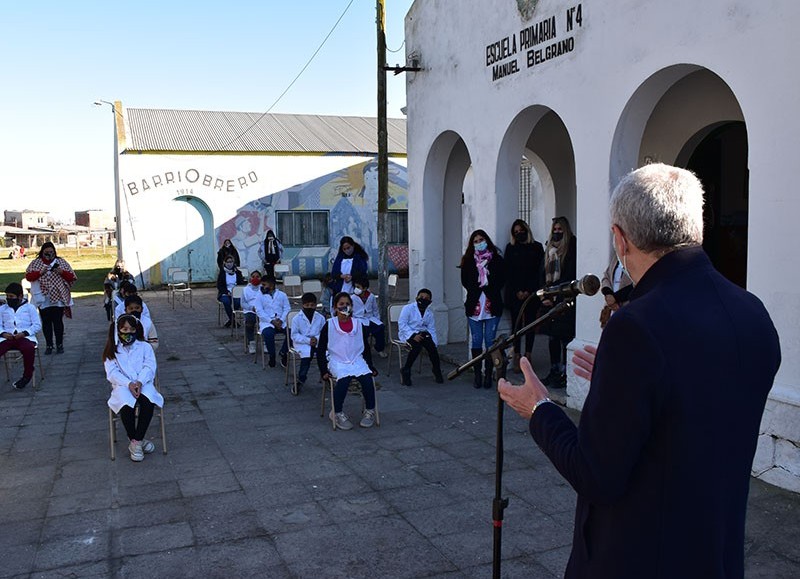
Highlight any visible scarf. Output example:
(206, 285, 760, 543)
(28, 257, 76, 318)
(545, 246, 561, 285)
(474, 249, 493, 287)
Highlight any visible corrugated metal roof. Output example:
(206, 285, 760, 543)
(124, 108, 407, 155)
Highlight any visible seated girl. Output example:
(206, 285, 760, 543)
(103, 314, 163, 462)
(317, 292, 378, 430)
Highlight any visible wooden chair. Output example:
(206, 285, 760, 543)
(108, 378, 167, 460)
(322, 374, 380, 430)
(284, 311, 301, 395)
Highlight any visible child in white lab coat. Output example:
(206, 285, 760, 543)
(351, 276, 387, 358)
(289, 292, 326, 389)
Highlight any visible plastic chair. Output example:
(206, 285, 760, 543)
(283, 275, 303, 301)
(386, 304, 423, 376)
(170, 271, 192, 308)
(3, 342, 45, 390)
(108, 378, 167, 460)
(322, 374, 380, 430)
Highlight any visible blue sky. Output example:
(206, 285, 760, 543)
(0, 0, 414, 220)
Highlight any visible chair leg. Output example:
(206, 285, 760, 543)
(108, 408, 116, 460)
(159, 405, 168, 454)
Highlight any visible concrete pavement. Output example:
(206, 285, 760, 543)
(1, 288, 798, 578)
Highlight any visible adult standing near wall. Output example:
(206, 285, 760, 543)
(330, 236, 368, 294)
(461, 229, 505, 389)
(540, 217, 577, 388)
(216, 238, 241, 270)
(25, 241, 76, 355)
(499, 164, 781, 579)
(258, 230, 283, 278)
(504, 219, 544, 374)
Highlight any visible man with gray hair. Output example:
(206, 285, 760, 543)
(499, 163, 781, 578)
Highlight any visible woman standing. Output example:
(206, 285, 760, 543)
(216, 238, 241, 270)
(25, 242, 76, 354)
(330, 236, 369, 294)
(258, 230, 283, 278)
(460, 229, 505, 389)
(540, 216, 577, 388)
(504, 219, 544, 373)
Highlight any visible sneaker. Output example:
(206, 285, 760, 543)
(141, 439, 156, 454)
(224, 320, 232, 328)
(268, 357, 276, 368)
(56, 345, 64, 354)
(13, 375, 31, 389)
(128, 440, 144, 462)
(280, 354, 287, 368)
(329, 410, 353, 430)
(248, 342, 256, 354)
(400, 367, 412, 386)
(376, 350, 388, 359)
(359, 409, 376, 428)
(44, 346, 53, 355)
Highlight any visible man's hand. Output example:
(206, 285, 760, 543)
(498, 356, 550, 420)
(573, 345, 597, 381)
(322, 372, 332, 381)
(413, 334, 424, 343)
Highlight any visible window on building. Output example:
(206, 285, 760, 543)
(276, 210, 329, 246)
(519, 158, 532, 223)
(387, 210, 408, 244)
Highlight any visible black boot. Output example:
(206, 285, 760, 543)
(541, 364, 559, 386)
(432, 366, 444, 384)
(483, 358, 494, 389)
(400, 366, 412, 386)
(471, 349, 483, 389)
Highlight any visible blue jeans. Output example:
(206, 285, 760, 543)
(218, 295, 240, 322)
(261, 326, 288, 358)
(468, 316, 500, 350)
(334, 374, 375, 413)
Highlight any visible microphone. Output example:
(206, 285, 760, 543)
(536, 274, 601, 299)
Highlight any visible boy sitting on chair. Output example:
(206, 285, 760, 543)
(114, 281, 151, 322)
(290, 292, 326, 390)
(0, 282, 42, 389)
(351, 276, 387, 358)
(398, 288, 444, 386)
(125, 295, 159, 351)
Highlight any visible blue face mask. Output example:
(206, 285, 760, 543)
(474, 241, 488, 252)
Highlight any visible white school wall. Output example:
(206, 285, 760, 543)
(405, 0, 800, 490)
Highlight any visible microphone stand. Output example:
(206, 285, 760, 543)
(447, 299, 575, 579)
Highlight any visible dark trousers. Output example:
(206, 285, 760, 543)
(0, 338, 36, 378)
(244, 312, 257, 342)
(40, 306, 64, 347)
(508, 299, 537, 354)
(261, 326, 288, 358)
(548, 335, 573, 369)
(363, 322, 385, 352)
(218, 295, 240, 322)
(298, 347, 316, 383)
(334, 374, 375, 413)
(403, 334, 441, 373)
(118, 394, 155, 441)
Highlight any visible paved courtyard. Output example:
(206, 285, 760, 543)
(1, 288, 798, 578)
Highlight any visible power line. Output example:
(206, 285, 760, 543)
(386, 39, 405, 53)
(219, 0, 356, 151)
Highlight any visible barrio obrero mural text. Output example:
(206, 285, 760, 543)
(126, 169, 259, 196)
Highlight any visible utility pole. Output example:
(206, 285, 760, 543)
(376, 0, 389, 324)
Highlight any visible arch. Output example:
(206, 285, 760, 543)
(171, 195, 217, 283)
(417, 130, 473, 343)
(611, 65, 748, 287)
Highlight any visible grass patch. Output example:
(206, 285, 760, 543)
(0, 248, 117, 298)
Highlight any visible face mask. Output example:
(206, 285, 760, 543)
(474, 241, 487, 252)
(261, 286, 272, 294)
(224, 242, 231, 247)
(303, 307, 316, 320)
(551, 232, 564, 242)
(224, 262, 235, 271)
(514, 231, 527, 243)
(43, 252, 55, 261)
(353, 287, 363, 296)
(118, 332, 136, 345)
(338, 305, 352, 316)
(250, 277, 260, 286)
(417, 298, 431, 309)
(6, 298, 20, 309)
(128, 310, 142, 319)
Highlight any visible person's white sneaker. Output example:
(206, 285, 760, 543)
(329, 410, 353, 430)
(128, 439, 144, 462)
(248, 342, 256, 354)
(141, 439, 156, 454)
(359, 409, 376, 428)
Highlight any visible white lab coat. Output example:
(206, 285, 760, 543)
(140, 316, 159, 351)
(115, 300, 152, 322)
(290, 310, 326, 358)
(326, 318, 371, 378)
(241, 283, 261, 313)
(104, 340, 162, 413)
(254, 289, 291, 333)
(351, 292, 382, 326)
(0, 301, 41, 345)
(398, 302, 438, 345)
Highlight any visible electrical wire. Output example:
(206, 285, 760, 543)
(386, 39, 405, 53)
(218, 0, 356, 151)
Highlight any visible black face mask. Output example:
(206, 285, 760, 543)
(6, 298, 21, 309)
(417, 298, 431, 310)
(551, 232, 564, 242)
(129, 310, 142, 319)
(302, 307, 316, 321)
(261, 286, 272, 295)
(514, 231, 527, 243)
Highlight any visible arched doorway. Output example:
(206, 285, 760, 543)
(612, 65, 748, 287)
(172, 195, 216, 283)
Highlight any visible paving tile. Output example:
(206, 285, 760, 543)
(116, 521, 194, 557)
(33, 530, 110, 571)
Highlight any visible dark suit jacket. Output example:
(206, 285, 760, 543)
(216, 268, 244, 298)
(531, 247, 780, 578)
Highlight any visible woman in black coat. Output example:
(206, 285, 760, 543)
(217, 255, 245, 328)
(216, 238, 240, 270)
(460, 229, 505, 389)
(504, 219, 544, 373)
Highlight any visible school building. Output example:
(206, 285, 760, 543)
(404, 0, 800, 491)
(109, 105, 408, 285)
